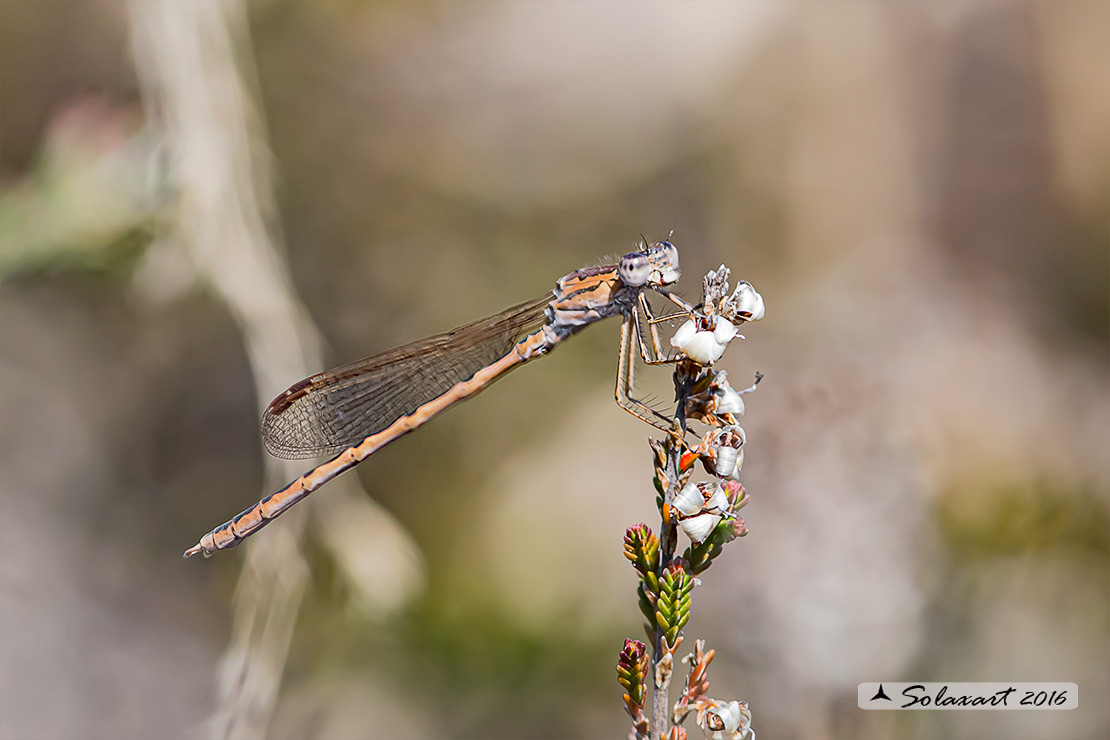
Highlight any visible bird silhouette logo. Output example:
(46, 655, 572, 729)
(870, 684, 892, 702)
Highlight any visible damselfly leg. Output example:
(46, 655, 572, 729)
(614, 291, 698, 431)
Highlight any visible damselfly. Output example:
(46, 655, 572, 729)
(185, 240, 697, 557)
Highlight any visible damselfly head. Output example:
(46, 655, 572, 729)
(625, 239, 680, 287)
(651, 240, 680, 283)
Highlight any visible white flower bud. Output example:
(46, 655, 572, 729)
(673, 481, 705, 517)
(712, 317, 739, 345)
(670, 315, 741, 365)
(714, 384, 745, 416)
(704, 483, 730, 514)
(669, 319, 721, 364)
(732, 282, 764, 322)
(713, 446, 738, 479)
(719, 447, 744, 480)
(670, 319, 695, 345)
(680, 512, 722, 544)
(709, 424, 746, 479)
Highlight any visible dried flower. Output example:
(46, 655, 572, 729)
(711, 377, 745, 417)
(699, 266, 764, 325)
(706, 425, 745, 480)
(695, 699, 753, 740)
(673, 639, 716, 724)
(686, 371, 760, 426)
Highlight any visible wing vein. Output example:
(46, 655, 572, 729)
(260, 295, 552, 459)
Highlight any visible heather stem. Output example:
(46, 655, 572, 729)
(652, 364, 696, 740)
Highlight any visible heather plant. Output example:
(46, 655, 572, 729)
(618, 267, 763, 740)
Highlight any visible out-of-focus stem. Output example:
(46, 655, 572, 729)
(127, 4, 317, 738)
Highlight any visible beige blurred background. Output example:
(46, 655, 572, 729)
(1, 2, 1107, 739)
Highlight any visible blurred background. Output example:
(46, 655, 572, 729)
(1, 2, 1107, 739)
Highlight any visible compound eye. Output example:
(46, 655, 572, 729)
(658, 240, 679, 272)
(619, 252, 651, 286)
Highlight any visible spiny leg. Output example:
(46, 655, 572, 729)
(653, 286, 697, 314)
(635, 291, 689, 365)
(615, 312, 673, 431)
(647, 311, 688, 325)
